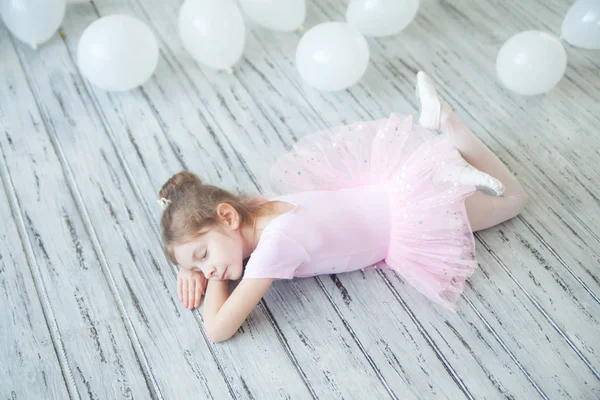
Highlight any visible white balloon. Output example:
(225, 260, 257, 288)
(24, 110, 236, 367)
(561, 0, 600, 49)
(179, 0, 246, 69)
(346, 0, 419, 37)
(0, 0, 66, 47)
(240, 0, 305, 32)
(496, 31, 567, 96)
(296, 22, 370, 91)
(77, 15, 159, 91)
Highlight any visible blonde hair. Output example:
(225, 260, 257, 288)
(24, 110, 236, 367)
(158, 170, 267, 265)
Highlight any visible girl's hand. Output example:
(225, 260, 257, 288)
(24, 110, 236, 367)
(177, 268, 208, 310)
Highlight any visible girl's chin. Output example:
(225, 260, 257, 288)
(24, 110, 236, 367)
(223, 266, 235, 280)
(228, 269, 241, 281)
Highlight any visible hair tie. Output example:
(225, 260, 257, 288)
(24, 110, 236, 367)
(158, 197, 171, 210)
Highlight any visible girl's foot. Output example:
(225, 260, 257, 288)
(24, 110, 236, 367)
(432, 158, 505, 196)
(460, 164, 505, 196)
(416, 71, 504, 196)
(415, 71, 452, 130)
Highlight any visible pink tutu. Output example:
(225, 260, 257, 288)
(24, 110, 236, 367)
(270, 113, 478, 311)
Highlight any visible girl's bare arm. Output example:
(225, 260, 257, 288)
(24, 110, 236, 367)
(202, 278, 274, 343)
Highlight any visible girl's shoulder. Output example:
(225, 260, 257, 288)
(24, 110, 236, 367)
(243, 225, 309, 280)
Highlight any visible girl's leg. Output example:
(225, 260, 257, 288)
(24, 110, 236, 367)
(443, 110, 528, 231)
(416, 72, 528, 231)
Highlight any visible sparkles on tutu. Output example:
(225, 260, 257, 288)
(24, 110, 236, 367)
(159, 72, 527, 342)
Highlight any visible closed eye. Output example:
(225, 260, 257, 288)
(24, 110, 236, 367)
(202, 249, 208, 260)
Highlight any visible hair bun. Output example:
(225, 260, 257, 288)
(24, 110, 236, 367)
(158, 170, 202, 200)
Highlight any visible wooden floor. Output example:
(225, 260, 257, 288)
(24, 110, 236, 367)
(1, 0, 599, 398)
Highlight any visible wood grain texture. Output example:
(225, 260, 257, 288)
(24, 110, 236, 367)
(1, 0, 598, 398)
(0, 155, 70, 400)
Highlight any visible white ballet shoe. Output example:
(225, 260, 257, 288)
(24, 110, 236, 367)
(431, 162, 504, 197)
(415, 71, 451, 130)
(459, 164, 505, 196)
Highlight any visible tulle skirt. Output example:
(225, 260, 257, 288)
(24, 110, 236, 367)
(270, 114, 478, 311)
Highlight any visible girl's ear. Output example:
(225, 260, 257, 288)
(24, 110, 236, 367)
(217, 203, 240, 229)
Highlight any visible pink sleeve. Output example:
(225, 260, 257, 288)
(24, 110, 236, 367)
(242, 229, 309, 280)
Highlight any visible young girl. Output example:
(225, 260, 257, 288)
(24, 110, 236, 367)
(158, 72, 528, 343)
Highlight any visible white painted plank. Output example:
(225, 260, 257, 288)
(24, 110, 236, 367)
(317, 271, 542, 399)
(459, 243, 599, 399)
(0, 161, 70, 400)
(0, 27, 155, 398)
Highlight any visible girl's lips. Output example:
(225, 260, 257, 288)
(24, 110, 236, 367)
(221, 267, 228, 280)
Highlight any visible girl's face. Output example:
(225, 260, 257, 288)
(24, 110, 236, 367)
(173, 225, 245, 280)
(172, 203, 249, 281)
